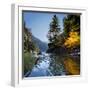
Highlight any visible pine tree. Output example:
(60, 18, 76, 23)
(47, 15, 61, 49)
(63, 15, 80, 50)
(63, 15, 80, 37)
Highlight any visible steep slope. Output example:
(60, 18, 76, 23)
(32, 35, 48, 52)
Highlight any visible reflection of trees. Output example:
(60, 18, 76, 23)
(49, 54, 66, 76)
(63, 56, 80, 75)
(49, 54, 80, 75)
(47, 14, 80, 76)
(24, 22, 40, 75)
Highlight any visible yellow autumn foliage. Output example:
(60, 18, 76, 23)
(64, 31, 80, 48)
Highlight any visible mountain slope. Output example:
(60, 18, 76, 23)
(32, 35, 48, 52)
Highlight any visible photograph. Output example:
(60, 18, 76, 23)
(22, 11, 80, 77)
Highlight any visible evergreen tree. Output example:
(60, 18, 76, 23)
(47, 15, 61, 48)
(24, 22, 36, 52)
(63, 15, 80, 37)
(63, 14, 80, 50)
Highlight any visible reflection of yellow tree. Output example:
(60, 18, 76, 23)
(64, 31, 80, 48)
(64, 57, 80, 75)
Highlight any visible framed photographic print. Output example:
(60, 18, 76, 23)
(11, 4, 87, 87)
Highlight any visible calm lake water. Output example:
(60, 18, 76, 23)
(26, 52, 80, 77)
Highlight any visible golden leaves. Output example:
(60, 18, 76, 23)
(64, 31, 80, 48)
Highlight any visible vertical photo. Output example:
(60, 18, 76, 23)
(22, 11, 80, 77)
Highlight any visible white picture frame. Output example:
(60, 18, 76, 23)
(11, 3, 87, 87)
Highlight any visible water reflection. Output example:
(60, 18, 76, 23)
(49, 54, 80, 76)
(63, 55, 80, 75)
(28, 53, 80, 77)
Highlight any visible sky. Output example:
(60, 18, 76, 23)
(23, 11, 67, 42)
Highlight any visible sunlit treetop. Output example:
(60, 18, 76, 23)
(64, 31, 80, 48)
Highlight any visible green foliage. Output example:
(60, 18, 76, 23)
(63, 15, 80, 37)
(47, 15, 61, 43)
(63, 15, 80, 49)
(24, 52, 36, 75)
(47, 14, 80, 54)
(23, 22, 40, 75)
(47, 15, 66, 54)
(24, 22, 39, 53)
